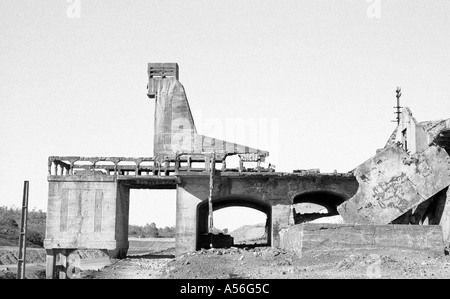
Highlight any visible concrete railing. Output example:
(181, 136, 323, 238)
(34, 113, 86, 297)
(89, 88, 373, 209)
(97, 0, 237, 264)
(48, 154, 274, 177)
(48, 157, 161, 176)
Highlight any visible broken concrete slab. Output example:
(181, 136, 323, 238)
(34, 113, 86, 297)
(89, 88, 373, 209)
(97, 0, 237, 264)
(279, 223, 444, 254)
(337, 145, 450, 225)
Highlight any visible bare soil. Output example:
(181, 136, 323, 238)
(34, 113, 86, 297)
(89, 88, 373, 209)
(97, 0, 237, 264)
(3, 238, 449, 279)
(0, 238, 176, 279)
(128, 237, 175, 255)
(80, 246, 450, 279)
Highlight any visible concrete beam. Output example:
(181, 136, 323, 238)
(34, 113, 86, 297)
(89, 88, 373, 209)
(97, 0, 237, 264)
(280, 223, 445, 254)
(338, 145, 450, 224)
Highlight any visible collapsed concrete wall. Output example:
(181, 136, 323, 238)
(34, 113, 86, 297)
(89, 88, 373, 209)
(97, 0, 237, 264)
(337, 145, 450, 225)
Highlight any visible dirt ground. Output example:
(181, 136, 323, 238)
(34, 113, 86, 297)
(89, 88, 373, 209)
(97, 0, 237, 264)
(0, 238, 175, 279)
(0, 247, 110, 279)
(80, 245, 450, 279)
(3, 238, 449, 279)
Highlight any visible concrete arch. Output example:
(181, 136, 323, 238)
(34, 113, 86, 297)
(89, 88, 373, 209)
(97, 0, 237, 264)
(292, 190, 347, 224)
(196, 195, 272, 249)
(293, 190, 347, 213)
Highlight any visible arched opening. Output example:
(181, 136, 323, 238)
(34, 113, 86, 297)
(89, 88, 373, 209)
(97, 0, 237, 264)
(197, 196, 271, 250)
(293, 191, 346, 224)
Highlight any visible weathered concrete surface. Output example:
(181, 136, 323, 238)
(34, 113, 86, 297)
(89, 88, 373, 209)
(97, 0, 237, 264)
(280, 223, 445, 254)
(175, 181, 204, 255)
(384, 107, 450, 157)
(337, 145, 450, 224)
(175, 173, 357, 253)
(44, 174, 129, 257)
(180, 172, 359, 204)
(147, 63, 268, 160)
(271, 204, 291, 248)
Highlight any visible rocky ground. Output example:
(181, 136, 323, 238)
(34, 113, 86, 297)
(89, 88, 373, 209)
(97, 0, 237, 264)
(80, 245, 450, 279)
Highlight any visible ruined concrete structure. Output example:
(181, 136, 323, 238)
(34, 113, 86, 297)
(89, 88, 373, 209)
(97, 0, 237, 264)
(338, 145, 450, 224)
(338, 108, 450, 243)
(147, 63, 268, 162)
(280, 223, 445, 254)
(44, 63, 450, 278)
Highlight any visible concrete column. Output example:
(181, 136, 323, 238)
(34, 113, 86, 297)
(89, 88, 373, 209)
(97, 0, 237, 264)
(176, 183, 205, 254)
(114, 184, 130, 257)
(271, 204, 291, 248)
(45, 249, 56, 279)
(59, 251, 68, 279)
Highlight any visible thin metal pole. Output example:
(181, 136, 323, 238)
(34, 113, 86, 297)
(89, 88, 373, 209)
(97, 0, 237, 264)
(17, 181, 29, 279)
(208, 154, 215, 249)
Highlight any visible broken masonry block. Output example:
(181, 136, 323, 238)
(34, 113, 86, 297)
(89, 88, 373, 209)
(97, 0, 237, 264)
(337, 145, 450, 225)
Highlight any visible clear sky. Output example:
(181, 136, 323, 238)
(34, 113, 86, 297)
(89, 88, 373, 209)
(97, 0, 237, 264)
(1, 1, 450, 230)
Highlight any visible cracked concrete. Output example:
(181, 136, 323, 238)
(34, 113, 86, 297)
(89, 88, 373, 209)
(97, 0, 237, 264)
(337, 145, 450, 225)
(280, 223, 444, 254)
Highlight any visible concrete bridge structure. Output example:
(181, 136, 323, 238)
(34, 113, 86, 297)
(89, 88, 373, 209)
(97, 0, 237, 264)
(44, 63, 359, 278)
(44, 155, 358, 278)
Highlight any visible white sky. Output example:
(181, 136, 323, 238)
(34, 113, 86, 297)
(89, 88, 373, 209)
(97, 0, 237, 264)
(1, 1, 450, 229)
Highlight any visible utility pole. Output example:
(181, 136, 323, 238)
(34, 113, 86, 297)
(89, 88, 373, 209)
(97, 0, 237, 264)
(208, 153, 215, 249)
(392, 87, 402, 125)
(17, 181, 29, 279)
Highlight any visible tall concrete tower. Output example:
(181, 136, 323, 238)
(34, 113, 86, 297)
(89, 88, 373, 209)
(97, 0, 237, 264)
(147, 63, 269, 161)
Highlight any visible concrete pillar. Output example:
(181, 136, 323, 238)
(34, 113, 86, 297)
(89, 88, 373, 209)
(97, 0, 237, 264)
(176, 183, 206, 254)
(57, 249, 76, 279)
(114, 184, 130, 257)
(45, 249, 56, 279)
(271, 204, 291, 248)
(58, 250, 69, 279)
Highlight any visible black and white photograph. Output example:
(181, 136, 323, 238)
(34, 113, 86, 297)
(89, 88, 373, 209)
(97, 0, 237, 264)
(1, 0, 450, 287)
